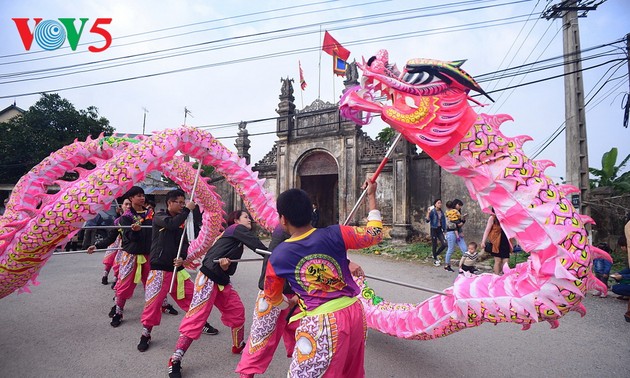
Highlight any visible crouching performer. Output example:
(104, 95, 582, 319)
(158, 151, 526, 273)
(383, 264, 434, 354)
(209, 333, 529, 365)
(167, 210, 268, 378)
(264, 179, 383, 377)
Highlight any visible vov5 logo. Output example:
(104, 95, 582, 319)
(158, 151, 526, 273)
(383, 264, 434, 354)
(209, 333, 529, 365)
(12, 18, 113, 52)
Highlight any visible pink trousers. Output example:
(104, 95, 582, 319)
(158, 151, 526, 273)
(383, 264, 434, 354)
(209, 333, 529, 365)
(236, 291, 298, 375)
(289, 300, 367, 378)
(112, 250, 122, 280)
(140, 269, 194, 328)
(179, 273, 245, 346)
(103, 250, 117, 271)
(114, 251, 150, 306)
(102, 238, 121, 271)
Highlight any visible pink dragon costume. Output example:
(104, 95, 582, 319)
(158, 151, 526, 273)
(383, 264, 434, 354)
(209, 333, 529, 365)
(339, 49, 612, 339)
(0, 50, 614, 345)
(0, 127, 278, 299)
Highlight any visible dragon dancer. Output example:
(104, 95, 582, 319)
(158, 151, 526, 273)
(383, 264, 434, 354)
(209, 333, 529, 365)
(264, 179, 383, 377)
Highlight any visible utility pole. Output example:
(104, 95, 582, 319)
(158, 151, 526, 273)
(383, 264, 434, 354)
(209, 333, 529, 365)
(542, 0, 603, 216)
(183, 107, 193, 126)
(142, 107, 149, 135)
(625, 33, 629, 128)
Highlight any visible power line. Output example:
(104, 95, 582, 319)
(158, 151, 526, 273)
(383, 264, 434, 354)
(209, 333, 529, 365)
(6, 12, 613, 98)
(0, 0, 516, 66)
(1, 0, 533, 84)
(1, 13, 546, 86)
(487, 21, 558, 113)
(529, 61, 627, 159)
(485, 0, 547, 94)
(0, 0, 342, 61)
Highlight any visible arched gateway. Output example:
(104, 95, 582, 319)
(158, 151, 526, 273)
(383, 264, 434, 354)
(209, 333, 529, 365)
(296, 151, 338, 227)
(245, 71, 484, 242)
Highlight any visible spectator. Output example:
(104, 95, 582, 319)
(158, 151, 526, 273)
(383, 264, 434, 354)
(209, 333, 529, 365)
(311, 202, 320, 228)
(481, 208, 512, 275)
(611, 235, 629, 322)
(592, 242, 613, 298)
(425, 199, 447, 267)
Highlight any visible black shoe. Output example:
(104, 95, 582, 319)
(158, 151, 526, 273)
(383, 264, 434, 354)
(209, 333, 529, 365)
(108, 305, 116, 318)
(202, 323, 219, 335)
(110, 313, 123, 327)
(101, 276, 108, 285)
(162, 304, 179, 315)
(111, 280, 117, 290)
(137, 335, 151, 352)
(168, 358, 182, 378)
(444, 265, 454, 272)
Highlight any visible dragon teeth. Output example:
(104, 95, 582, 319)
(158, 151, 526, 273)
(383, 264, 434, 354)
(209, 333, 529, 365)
(405, 96, 418, 109)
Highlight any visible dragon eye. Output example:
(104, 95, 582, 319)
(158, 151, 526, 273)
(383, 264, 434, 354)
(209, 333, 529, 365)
(402, 71, 435, 85)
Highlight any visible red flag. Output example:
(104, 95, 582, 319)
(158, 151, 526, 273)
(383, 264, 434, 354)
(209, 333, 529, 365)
(299, 60, 307, 90)
(322, 31, 350, 61)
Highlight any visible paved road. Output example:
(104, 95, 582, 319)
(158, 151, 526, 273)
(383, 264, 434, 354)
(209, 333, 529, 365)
(0, 248, 628, 377)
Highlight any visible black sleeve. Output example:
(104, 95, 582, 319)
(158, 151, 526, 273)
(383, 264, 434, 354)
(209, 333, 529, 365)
(95, 228, 120, 249)
(119, 214, 139, 242)
(233, 225, 268, 254)
(153, 209, 190, 231)
(82, 229, 95, 249)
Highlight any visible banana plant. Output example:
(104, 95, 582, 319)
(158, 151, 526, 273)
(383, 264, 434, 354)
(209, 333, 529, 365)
(589, 147, 630, 193)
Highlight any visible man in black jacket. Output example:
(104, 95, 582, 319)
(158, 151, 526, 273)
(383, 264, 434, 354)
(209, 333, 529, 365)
(111, 186, 154, 327)
(136, 189, 217, 352)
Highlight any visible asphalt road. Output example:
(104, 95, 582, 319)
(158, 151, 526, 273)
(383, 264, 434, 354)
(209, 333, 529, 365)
(0, 248, 628, 378)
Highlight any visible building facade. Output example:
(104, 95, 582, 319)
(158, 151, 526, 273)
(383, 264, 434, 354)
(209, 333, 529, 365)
(214, 66, 488, 242)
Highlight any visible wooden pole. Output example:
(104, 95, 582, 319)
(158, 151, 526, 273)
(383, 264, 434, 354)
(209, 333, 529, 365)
(343, 132, 403, 225)
(168, 162, 203, 293)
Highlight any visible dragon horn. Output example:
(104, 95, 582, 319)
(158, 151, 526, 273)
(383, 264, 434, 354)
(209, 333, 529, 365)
(450, 59, 467, 68)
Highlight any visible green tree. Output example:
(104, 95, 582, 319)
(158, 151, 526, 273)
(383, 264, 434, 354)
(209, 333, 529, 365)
(376, 126, 395, 145)
(161, 161, 215, 187)
(589, 147, 630, 193)
(0, 93, 114, 183)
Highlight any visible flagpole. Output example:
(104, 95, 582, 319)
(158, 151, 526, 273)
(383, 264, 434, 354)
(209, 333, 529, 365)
(332, 74, 335, 104)
(318, 26, 322, 101)
(299, 60, 304, 109)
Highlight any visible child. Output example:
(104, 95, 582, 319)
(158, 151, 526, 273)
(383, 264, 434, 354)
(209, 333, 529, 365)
(444, 202, 462, 241)
(444, 199, 467, 272)
(459, 241, 480, 274)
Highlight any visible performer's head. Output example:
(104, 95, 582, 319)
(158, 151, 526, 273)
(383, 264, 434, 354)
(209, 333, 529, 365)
(122, 199, 132, 212)
(226, 210, 252, 229)
(165, 189, 186, 215)
(125, 186, 145, 209)
(277, 189, 312, 229)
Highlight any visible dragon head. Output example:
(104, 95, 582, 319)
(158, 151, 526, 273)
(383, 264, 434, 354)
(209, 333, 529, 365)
(340, 49, 493, 159)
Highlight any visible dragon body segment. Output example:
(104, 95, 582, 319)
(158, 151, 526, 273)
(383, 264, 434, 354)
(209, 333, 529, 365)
(0, 51, 611, 342)
(341, 49, 610, 339)
(0, 127, 278, 299)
